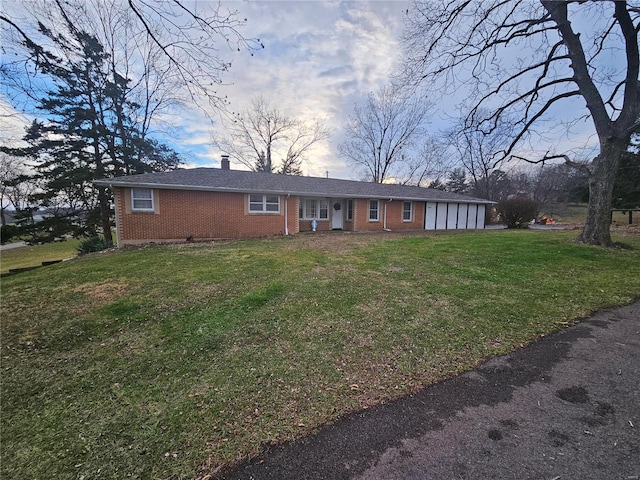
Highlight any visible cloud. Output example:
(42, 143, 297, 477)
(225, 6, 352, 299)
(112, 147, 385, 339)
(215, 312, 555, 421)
(0, 98, 32, 147)
(1, 0, 410, 179)
(318, 65, 356, 79)
(184, 0, 409, 178)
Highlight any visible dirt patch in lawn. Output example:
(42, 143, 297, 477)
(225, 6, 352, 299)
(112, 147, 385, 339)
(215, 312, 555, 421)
(291, 231, 427, 254)
(73, 281, 129, 307)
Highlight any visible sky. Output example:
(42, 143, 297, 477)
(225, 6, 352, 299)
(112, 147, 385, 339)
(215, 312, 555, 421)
(1, 0, 411, 180)
(1, 1, 627, 182)
(178, 0, 411, 179)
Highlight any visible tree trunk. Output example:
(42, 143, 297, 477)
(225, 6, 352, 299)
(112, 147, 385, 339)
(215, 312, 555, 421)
(98, 186, 113, 247)
(266, 143, 272, 173)
(576, 139, 626, 247)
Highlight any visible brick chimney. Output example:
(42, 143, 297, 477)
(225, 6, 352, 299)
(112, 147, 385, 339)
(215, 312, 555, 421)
(221, 155, 230, 170)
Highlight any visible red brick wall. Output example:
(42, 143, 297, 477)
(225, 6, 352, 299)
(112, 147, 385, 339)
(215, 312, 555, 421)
(114, 187, 434, 245)
(353, 199, 425, 232)
(385, 200, 425, 231)
(299, 219, 333, 232)
(116, 188, 299, 245)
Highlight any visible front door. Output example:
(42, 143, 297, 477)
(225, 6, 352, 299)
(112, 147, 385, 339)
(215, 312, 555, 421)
(331, 200, 343, 229)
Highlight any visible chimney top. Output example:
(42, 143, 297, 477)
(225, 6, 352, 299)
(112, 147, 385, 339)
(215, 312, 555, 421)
(221, 155, 230, 170)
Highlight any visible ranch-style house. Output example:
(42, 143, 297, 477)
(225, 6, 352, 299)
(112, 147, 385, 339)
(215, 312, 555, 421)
(94, 157, 494, 246)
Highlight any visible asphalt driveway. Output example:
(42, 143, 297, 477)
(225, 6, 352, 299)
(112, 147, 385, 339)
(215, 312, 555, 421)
(218, 300, 640, 480)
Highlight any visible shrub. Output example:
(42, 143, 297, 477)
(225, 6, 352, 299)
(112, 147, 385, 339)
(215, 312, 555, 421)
(497, 197, 539, 229)
(1, 224, 20, 244)
(77, 236, 109, 254)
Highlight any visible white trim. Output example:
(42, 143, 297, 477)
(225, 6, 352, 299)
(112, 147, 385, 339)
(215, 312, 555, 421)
(447, 203, 458, 229)
(346, 199, 354, 221)
(131, 188, 155, 212)
(477, 204, 486, 229)
(402, 201, 413, 222)
(248, 193, 280, 213)
(331, 199, 343, 229)
(436, 203, 448, 229)
(299, 197, 329, 220)
(369, 199, 380, 222)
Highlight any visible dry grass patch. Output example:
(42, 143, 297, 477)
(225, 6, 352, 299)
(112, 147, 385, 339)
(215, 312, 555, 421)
(73, 281, 129, 306)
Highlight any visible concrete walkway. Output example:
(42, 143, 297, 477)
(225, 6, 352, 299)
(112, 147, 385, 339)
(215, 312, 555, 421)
(0, 241, 27, 251)
(219, 301, 640, 480)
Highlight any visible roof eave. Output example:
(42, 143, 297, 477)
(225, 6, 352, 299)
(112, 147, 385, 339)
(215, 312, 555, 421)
(94, 179, 495, 204)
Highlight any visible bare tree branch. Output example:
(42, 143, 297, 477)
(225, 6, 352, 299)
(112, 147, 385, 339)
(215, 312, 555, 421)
(402, 0, 639, 245)
(339, 85, 432, 183)
(510, 153, 592, 176)
(214, 96, 329, 174)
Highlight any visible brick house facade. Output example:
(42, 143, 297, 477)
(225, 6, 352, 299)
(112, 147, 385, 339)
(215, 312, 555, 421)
(96, 165, 493, 246)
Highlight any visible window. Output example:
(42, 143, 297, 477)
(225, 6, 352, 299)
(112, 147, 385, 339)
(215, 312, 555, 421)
(131, 188, 154, 211)
(300, 198, 329, 219)
(249, 194, 280, 213)
(319, 200, 329, 219)
(369, 200, 379, 222)
(403, 201, 413, 222)
(346, 199, 353, 221)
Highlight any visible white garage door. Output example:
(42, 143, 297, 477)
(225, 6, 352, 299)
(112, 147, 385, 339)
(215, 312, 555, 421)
(467, 204, 478, 228)
(458, 204, 468, 229)
(477, 204, 486, 229)
(425, 202, 437, 230)
(447, 204, 458, 229)
(425, 202, 486, 230)
(436, 203, 448, 230)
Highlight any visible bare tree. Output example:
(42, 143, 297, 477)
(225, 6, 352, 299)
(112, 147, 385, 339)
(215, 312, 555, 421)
(403, 1, 639, 246)
(215, 96, 330, 174)
(0, 153, 40, 226)
(447, 113, 514, 201)
(0, 153, 23, 225)
(1, 0, 262, 116)
(339, 85, 432, 183)
(403, 134, 453, 187)
(532, 162, 589, 205)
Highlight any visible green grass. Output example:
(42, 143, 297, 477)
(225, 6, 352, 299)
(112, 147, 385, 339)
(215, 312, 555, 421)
(2, 230, 640, 479)
(0, 239, 80, 274)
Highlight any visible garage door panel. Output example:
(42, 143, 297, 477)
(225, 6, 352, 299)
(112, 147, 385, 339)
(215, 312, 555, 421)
(467, 204, 478, 228)
(477, 204, 486, 229)
(436, 203, 447, 230)
(447, 203, 458, 229)
(425, 202, 436, 230)
(458, 204, 468, 229)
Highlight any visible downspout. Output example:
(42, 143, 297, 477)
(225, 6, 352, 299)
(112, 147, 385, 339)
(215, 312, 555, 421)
(284, 194, 288, 236)
(383, 198, 393, 231)
(109, 183, 120, 247)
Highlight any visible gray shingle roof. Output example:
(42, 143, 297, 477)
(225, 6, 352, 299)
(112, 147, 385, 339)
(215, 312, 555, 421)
(94, 168, 493, 204)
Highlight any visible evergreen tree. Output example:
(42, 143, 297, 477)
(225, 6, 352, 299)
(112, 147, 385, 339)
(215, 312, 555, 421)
(612, 148, 640, 209)
(8, 18, 180, 245)
(446, 168, 468, 194)
(427, 178, 447, 191)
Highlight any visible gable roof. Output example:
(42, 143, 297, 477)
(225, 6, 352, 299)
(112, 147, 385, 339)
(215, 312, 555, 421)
(94, 168, 493, 204)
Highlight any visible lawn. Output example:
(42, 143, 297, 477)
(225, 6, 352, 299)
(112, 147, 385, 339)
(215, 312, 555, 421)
(2, 229, 640, 479)
(0, 238, 80, 274)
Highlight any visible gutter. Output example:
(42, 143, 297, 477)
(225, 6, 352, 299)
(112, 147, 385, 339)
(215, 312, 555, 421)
(106, 182, 120, 247)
